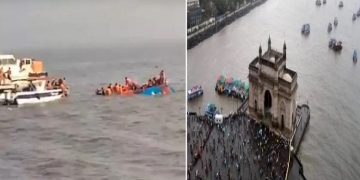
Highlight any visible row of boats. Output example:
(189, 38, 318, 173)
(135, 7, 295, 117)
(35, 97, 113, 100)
(316, 0, 343, 8)
(0, 55, 69, 105)
(187, 75, 249, 101)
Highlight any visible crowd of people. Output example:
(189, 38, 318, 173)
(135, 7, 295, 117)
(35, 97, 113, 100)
(96, 70, 167, 96)
(45, 77, 69, 96)
(187, 113, 290, 180)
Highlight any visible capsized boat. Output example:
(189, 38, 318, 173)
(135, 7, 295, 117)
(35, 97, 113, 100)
(354, 50, 358, 62)
(328, 38, 342, 51)
(188, 85, 203, 100)
(334, 17, 338, 26)
(327, 23, 332, 32)
(301, 24, 310, 35)
(142, 85, 174, 96)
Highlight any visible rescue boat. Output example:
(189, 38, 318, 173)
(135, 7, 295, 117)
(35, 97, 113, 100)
(0, 54, 68, 105)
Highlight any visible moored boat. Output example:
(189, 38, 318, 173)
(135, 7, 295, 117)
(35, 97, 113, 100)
(215, 75, 248, 100)
(204, 103, 219, 119)
(188, 85, 203, 100)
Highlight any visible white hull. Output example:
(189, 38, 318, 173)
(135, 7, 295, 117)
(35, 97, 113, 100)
(15, 94, 62, 105)
(1, 89, 64, 105)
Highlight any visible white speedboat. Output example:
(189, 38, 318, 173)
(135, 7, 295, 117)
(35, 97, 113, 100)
(1, 79, 66, 105)
(8, 89, 63, 105)
(0, 54, 68, 105)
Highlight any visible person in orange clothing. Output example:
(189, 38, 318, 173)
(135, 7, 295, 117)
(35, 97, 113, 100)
(112, 83, 118, 93)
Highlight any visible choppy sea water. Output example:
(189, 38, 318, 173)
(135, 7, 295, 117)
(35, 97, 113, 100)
(0, 1, 185, 180)
(188, 0, 360, 178)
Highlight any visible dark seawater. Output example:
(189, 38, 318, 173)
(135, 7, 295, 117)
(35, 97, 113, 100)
(0, 0, 185, 179)
(188, 0, 360, 179)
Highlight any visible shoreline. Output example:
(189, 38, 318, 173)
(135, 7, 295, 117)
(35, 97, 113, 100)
(187, 0, 268, 49)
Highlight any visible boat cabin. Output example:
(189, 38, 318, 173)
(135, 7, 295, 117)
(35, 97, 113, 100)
(0, 54, 45, 81)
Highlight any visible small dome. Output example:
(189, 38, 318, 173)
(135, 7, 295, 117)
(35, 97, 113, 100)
(283, 73, 292, 82)
(269, 57, 276, 63)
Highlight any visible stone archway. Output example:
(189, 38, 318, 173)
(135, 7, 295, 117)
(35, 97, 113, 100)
(280, 101, 286, 130)
(264, 90, 272, 113)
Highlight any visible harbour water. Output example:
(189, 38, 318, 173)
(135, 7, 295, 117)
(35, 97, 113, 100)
(188, 0, 360, 178)
(0, 1, 185, 179)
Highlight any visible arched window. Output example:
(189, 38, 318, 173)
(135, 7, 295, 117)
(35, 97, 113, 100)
(255, 100, 258, 112)
(264, 90, 272, 112)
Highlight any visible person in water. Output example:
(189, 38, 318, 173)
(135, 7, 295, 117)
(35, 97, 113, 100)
(159, 70, 166, 85)
(62, 77, 69, 90)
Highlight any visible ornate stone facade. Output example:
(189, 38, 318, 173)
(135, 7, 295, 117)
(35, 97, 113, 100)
(248, 37, 298, 134)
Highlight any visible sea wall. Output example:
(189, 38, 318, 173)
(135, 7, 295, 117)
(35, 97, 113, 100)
(187, 0, 267, 49)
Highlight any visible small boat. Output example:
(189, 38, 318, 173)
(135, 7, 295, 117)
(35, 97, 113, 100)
(338, 1, 343, 8)
(316, 0, 321, 6)
(334, 17, 338, 27)
(353, 14, 357, 21)
(354, 50, 358, 62)
(187, 85, 203, 100)
(328, 38, 342, 51)
(323, 0, 326, 4)
(301, 24, 311, 35)
(215, 75, 247, 100)
(327, 23, 332, 32)
(357, 8, 360, 17)
(204, 103, 219, 119)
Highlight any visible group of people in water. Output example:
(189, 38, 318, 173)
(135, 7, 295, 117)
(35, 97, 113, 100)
(0, 67, 12, 85)
(45, 77, 69, 96)
(96, 70, 167, 96)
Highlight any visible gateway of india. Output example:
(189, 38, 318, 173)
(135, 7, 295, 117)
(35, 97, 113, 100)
(248, 37, 298, 137)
